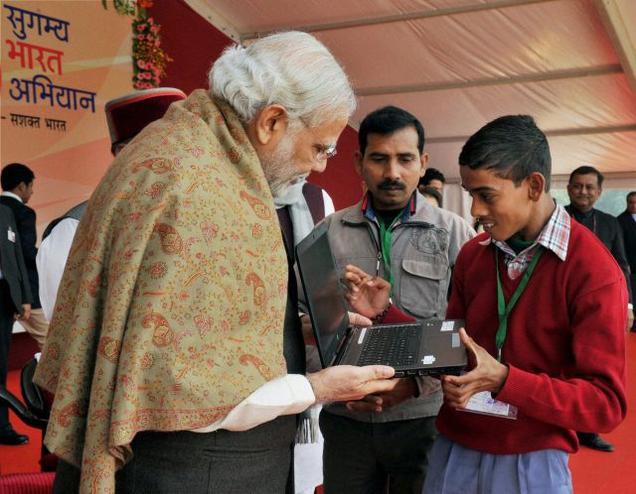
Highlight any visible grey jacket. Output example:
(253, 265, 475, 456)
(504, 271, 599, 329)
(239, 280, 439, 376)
(321, 193, 475, 422)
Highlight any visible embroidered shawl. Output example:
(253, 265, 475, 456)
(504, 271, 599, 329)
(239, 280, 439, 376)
(33, 90, 289, 492)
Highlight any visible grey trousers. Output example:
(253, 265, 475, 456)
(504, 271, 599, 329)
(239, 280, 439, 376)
(54, 415, 297, 494)
(320, 411, 438, 494)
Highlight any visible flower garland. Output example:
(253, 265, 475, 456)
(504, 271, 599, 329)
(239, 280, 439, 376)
(103, 0, 172, 89)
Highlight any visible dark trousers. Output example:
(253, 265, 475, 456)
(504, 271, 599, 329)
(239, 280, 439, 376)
(0, 281, 16, 431)
(320, 411, 438, 494)
(54, 415, 297, 494)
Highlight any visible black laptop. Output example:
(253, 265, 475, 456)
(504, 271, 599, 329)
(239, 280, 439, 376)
(295, 222, 467, 377)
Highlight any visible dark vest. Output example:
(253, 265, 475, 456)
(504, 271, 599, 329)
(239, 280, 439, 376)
(277, 183, 326, 374)
(42, 201, 88, 241)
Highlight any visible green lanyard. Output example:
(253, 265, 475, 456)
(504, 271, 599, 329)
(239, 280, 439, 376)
(378, 215, 399, 289)
(495, 246, 544, 362)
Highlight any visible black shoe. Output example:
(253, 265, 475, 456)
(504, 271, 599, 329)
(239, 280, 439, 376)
(0, 429, 29, 445)
(579, 433, 614, 452)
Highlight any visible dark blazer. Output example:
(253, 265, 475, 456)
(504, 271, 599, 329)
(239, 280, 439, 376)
(0, 195, 40, 307)
(0, 204, 32, 312)
(566, 204, 632, 303)
(618, 210, 636, 272)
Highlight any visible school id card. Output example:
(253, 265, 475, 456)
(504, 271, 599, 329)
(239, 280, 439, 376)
(458, 391, 518, 420)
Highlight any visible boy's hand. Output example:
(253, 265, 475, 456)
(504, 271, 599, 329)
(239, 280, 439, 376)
(441, 328, 509, 409)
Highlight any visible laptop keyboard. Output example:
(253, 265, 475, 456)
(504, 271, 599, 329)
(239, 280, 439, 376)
(358, 324, 421, 367)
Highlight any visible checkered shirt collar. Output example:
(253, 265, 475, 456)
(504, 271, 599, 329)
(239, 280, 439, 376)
(482, 203, 570, 262)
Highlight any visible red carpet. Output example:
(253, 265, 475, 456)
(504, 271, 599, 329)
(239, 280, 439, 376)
(569, 331, 636, 494)
(2, 334, 636, 492)
(0, 370, 42, 476)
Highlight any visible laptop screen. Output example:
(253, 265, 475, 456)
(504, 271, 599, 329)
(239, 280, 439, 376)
(296, 223, 350, 367)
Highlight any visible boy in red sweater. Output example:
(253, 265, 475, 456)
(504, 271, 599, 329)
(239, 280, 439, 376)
(343, 115, 627, 493)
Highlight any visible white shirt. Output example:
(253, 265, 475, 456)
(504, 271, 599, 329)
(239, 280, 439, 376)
(37, 218, 79, 322)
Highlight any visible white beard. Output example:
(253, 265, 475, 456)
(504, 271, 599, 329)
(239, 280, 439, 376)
(259, 130, 305, 199)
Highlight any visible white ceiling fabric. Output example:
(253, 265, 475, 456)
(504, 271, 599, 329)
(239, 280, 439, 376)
(191, 0, 636, 180)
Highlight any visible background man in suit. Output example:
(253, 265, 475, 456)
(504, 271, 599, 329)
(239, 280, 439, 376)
(0, 163, 47, 349)
(566, 165, 633, 452)
(0, 203, 32, 445)
(618, 191, 636, 331)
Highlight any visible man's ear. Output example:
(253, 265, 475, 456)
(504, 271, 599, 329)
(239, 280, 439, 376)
(354, 150, 363, 177)
(252, 104, 288, 146)
(527, 172, 546, 201)
(419, 152, 429, 177)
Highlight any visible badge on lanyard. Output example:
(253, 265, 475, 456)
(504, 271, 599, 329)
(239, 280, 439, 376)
(460, 391, 518, 419)
(460, 246, 544, 421)
(7, 227, 16, 243)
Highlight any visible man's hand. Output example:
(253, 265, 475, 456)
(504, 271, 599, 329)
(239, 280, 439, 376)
(348, 311, 373, 327)
(343, 265, 391, 319)
(627, 307, 634, 332)
(301, 312, 371, 346)
(15, 303, 31, 321)
(307, 365, 396, 403)
(440, 328, 509, 409)
(345, 377, 418, 413)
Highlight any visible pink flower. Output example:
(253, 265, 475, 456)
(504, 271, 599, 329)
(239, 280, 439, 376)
(136, 34, 145, 41)
(137, 59, 146, 69)
(136, 24, 146, 32)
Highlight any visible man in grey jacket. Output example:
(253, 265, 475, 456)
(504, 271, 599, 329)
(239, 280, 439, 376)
(318, 106, 474, 494)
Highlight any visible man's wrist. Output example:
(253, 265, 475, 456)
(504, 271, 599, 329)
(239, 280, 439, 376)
(306, 371, 326, 404)
(372, 298, 393, 323)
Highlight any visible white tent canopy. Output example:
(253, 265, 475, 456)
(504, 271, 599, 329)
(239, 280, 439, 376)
(188, 0, 636, 190)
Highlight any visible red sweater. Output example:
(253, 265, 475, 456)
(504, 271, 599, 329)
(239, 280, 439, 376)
(432, 221, 627, 454)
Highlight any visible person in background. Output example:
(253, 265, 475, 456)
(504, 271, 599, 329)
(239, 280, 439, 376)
(617, 191, 636, 331)
(419, 186, 443, 208)
(565, 165, 633, 453)
(0, 163, 46, 349)
(34, 31, 397, 493)
(0, 204, 32, 445)
(418, 167, 445, 194)
(318, 106, 474, 494)
(37, 87, 187, 324)
(344, 115, 627, 494)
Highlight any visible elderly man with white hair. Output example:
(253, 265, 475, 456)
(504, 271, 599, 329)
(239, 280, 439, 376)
(34, 31, 397, 493)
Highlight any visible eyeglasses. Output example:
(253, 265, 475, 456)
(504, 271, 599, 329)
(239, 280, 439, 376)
(315, 143, 338, 161)
(291, 114, 338, 161)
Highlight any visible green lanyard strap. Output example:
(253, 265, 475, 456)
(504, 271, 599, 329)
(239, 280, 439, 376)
(378, 216, 399, 289)
(495, 246, 544, 362)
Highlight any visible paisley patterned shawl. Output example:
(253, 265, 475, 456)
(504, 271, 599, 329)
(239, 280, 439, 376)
(33, 90, 289, 493)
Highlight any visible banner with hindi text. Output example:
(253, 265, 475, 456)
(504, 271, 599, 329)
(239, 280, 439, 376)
(1, 0, 133, 235)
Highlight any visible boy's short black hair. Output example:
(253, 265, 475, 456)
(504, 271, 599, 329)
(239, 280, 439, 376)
(419, 167, 445, 186)
(459, 115, 551, 191)
(358, 106, 425, 155)
(569, 165, 604, 187)
(627, 191, 636, 201)
(1, 163, 35, 191)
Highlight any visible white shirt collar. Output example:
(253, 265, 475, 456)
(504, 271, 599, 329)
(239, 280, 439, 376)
(1, 191, 23, 203)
